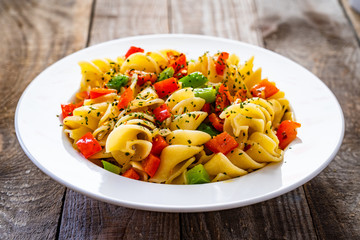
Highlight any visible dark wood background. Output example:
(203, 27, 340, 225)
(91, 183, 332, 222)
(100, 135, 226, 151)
(0, 0, 359, 239)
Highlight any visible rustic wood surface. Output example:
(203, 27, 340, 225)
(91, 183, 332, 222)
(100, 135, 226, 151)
(0, 0, 359, 239)
(341, 0, 360, 42)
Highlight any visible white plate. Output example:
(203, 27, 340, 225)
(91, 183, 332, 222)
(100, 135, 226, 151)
(15, 34, 344, 212)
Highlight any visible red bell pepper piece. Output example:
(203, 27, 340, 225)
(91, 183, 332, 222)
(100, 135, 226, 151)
(128, 69, 157, 86)
(117, 87, 134, 110)
(250, 79, 279, 98)
(61, 101, 83, 118)
(76, 91, 90, 100)
(125, 46, 144, 58)
(208, 113, 224, 132)
(205, 132, 238, 155)
(61, 104, 76, 118)
(201, 103, 211, 114)
(215, 52, 229, 75)
(151, 135, 168, 156)
(234, 89, 248, 102)
(142, 153, 161, 177)
(153, 103, 171, 122)
(168, 53, 187, 79)
(122, 168, 140, 180)
(215, 84, 232, 112)
(76, 132, 102, 159)
(276, 120, 301, 149)
(153, 77, 179, 98)
(89, 88, 117, 99)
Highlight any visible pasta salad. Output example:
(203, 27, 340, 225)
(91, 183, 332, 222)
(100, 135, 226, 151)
(61, 46, 300, 184)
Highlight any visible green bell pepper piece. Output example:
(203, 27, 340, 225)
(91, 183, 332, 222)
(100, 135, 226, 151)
(106, 74, 129, 91)
(186, 164, 211, 184)
(197, 123, 220, 137)
(194, 87, 217, 103)
(179, 72, 208, 88)
(158, 67, 175, 81)
(101, 160, 121, 174)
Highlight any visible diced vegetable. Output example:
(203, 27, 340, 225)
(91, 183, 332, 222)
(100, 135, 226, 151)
(128, 70, 157, 86)
(122, 168, 140, 180)
(201, 103, 211, 114)
(194, 87, 217, 103)
(61, 103, 75, 118)
(142, 153, 161, 177)
(220, 84, 233, 102)
(234, 89, 248, 102)
(197, 123, 220, 137)
(186, 164, 210, 184)
(205, 132, 238, 155)
(215, 84, 232, 112)
(137, 72, 157, 86)
(215, 52, 229, 75)
(76, 91, 90, 100)
(89, 88, 117, 99)
(276, 120, 301, 149)
(106, 74, 129, 91)
(101, 160, 121, 174)
(158, 67, 175, 81)
(153, 77, 179, 98)
(76, 132, 102, 159)
(125, 46, 144, 58)
(151, 135, 169, 156)
(250, 79, 279, 98)
(179, 72, 208, 88)
(168, 53, 187, 79)
(117, 87, 133, 110)
(61, 101, 83, 118)
(208, 113, 224, 132)
(153, 103, 171, 122)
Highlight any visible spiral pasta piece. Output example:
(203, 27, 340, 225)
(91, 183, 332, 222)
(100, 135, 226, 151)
(120, 53, 161, 74)
(63, 102, 110, 144)
(78, 59, 120, 92)
(149, 145, 203, 183)
(129, 87, 164, 111)
(204, 153, 247, 182)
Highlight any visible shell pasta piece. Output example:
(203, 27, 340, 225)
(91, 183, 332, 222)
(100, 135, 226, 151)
(61, 47, 300, 184)
(166, 130, 211, 146)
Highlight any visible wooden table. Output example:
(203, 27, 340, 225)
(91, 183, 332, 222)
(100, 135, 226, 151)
(1, 0, 359, 239)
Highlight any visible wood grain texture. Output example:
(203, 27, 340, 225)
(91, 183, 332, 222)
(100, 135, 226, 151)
(89, 0, 169, 45)
(170, 1, 317, 239)
(0, 0, 93, 239)
(181, 188, 317, 240)
(58, 1, 181, 239)
(255, 0, 360, 239)
(341, 0, 360, 42)
(170, 0, 263, 46)
(59, 190, 180, 240)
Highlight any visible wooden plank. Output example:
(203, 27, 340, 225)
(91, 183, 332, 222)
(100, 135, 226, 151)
(0, 0, 93, 239)
(181, 188, 317, 240)
(170, 0, 317, 239)
(255, 0, 360, 239)
(88, 0, 169, 44)
(58, 1, 181, 239)
(340, 0, 360, 42)
(170, 0, 263, 46)
(59, 190, 179, 240)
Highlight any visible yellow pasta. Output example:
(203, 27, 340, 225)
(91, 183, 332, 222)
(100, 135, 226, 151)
(61, 47, 300, 184)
